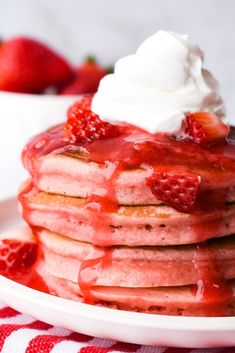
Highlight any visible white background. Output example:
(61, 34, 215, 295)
(0, 0, 235, 199)
(1, 0, 235, 114)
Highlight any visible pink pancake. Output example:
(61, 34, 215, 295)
(38, 228, 235, 288)
(20, 188, 235, 246)
(24, 153, 235, 206)
(37, 262, 235, 317)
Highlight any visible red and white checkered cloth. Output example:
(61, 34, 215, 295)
(0, 302, 234, 353)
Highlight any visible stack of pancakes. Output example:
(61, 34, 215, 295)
(19, 125, 235, 316)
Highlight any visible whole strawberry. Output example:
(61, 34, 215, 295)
(59, 57, 108, 95)
(0, 37, 72, 93)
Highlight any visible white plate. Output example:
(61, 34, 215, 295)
(0, 198, 235, 348)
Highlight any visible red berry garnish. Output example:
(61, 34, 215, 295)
(59, 56, 108, 95)
(0, 37, 72, 93)
(0, 240, 38, 277)
(63, 96, 121, 143)
(146, 172, 200, 213)
(176, 112, 229, 145)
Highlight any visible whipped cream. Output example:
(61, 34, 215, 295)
(92, 30, 225, 133)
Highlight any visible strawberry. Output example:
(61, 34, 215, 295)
(59, 57, 108, 95)
(0, 37, 72, 93)
(63, 96, 121, 143)
(0, 240, 38, 277)
(0, 227, 38, 280)
(146, 172, 200, 213)
(176, 112, 229, 145)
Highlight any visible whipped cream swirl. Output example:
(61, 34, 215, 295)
(92, 30, 225, 133)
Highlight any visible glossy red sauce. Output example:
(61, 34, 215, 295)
(78, 249, 112, 304)
(84, 164, 122, 213)
(19, 123, 235, 315)
(22, 124, 235, 210)
(27, 271, 49, 294)
(192, 242, 233, 316)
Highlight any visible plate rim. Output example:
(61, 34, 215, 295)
(1, 274, 235, 332)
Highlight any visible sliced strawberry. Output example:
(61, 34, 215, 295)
(0, 227, 38, 279)
(0, 240, 38, 277)
(146, 172, 201, 213)
(63, 96, 121, 143)
(177, 112, 229, 145)
(77, 95, 93, 110)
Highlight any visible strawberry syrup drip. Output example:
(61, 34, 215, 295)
(18, 180, 38, 228)
(192, 242, 233, 316)
(85, 163, 122, 213)
(21, 124, 235, 314)
(78, 248, 112, 304)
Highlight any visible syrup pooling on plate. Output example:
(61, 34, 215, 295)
(21, 122, 235, 314)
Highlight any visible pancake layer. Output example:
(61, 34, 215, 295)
(38, 228, 235, 288)
(20, 187, 235, 246)
(37, 262, 235, 317)
(24, 152, 235, 206)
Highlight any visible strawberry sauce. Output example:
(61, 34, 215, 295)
(20, 123, 235, 315)
(78, 248, 113, 304)
(27, 271, 49, 294)
(192, 242, 233, 316)
(22, 124, 235, 184)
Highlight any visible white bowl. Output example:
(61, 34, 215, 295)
(0, 91, 80, 199)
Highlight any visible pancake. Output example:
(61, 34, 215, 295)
(38, 228, 235, 288)
(22, 124, 235, 206)
(37, 262, 235, 316)
(28, 153, 159, 206)
(22, 151, 235, 206)
(19, 123, 235, 316)
(19, 187, 235, 246)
